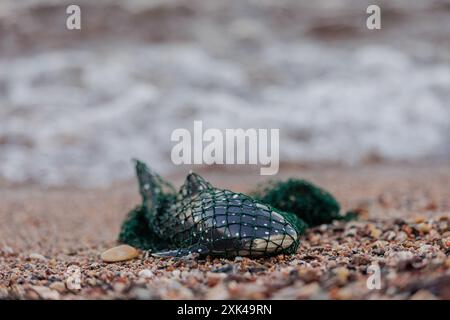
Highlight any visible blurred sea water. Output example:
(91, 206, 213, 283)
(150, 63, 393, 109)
(0, 0, 449, 186)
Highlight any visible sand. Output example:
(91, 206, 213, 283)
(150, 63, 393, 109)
(0, 163, 449, 299)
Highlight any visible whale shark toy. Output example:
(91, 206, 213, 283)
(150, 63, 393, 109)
(119, 160, 353, 258)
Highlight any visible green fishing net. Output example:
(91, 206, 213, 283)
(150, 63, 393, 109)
(119, 160, 350, 258)
(252, 179, 341, 227)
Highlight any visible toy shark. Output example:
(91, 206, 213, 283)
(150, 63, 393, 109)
(119, 160, 352, 258)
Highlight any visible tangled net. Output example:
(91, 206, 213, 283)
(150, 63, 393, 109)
(119, 160, 351, 258)
(252, 179, 354, 227)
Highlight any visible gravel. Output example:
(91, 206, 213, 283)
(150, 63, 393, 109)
(0, 164, 449, 299)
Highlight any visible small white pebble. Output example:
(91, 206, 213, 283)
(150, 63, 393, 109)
(138, 269, 154, 279)
(29, 253, 47, 261)
(172, 270, 181, 277)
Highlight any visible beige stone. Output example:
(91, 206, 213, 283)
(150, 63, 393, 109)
(29, 253, 47, 261)
(101, 245, 139, 262)
(31, 286, 60, 300)
(445, 258, 450, 269)
(410, 289, 437, 300)
(414, 216, 426, 224)
(49, 281, 66, 293)
(417, 223, 431, 234)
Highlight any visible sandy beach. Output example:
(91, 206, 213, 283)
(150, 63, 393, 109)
(1, 163, 449, 299)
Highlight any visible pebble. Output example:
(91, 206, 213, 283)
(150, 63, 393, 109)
(130, 287, 157, 300)
(172, 270, 181, 278)
(138, 269, 154, 279)
(2, 246, 14, 255)
(382, 231, 396, 241)
(334, 267, 349, 284)
(31, 286, 60, 300)
(419, 244, 433, 253)
(296, 282, 320, 298)
(206, 272, 227, 287)
(414, 216, 426, 224)
(205, 284, 230, 300)
(395, 231, 408, 241)
(49, 282, 66, 293)
(352, 255, 371, 266)
(113, 282, 126, 293)
(417, 223, 431, 234)
(445, 258, 450, 269)
(29, 253, 47, 261)
(409, 289, 437, 300)
(299, 268, 319, 283)
(370, 227, 382, 239)
(0, 286, 8, 299)
(101, 245, 139, 262)
(395, 251, 414, 261)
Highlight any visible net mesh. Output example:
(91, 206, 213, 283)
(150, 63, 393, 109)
(252, 179, 342, 227)
(119, 160, 348, 258)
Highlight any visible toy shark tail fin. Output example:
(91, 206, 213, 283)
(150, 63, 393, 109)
(133, 159, 175, 212)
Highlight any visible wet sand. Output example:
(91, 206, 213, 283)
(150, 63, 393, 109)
(0, 163, 449, 299)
